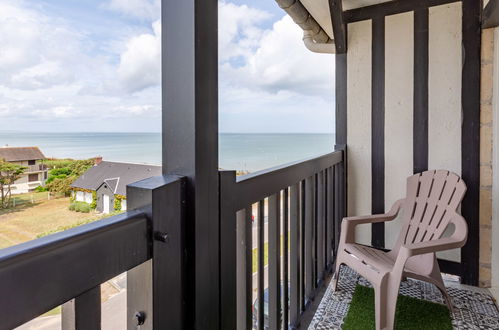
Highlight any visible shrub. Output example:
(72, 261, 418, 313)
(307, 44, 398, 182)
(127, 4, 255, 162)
(69, 201, 91, 213)
(46, 177, 73, 196)
(49, 168, 72, 176)
(35, 186, 48, 192)
(90, 191, 97, 209)
(114, 197, 122, 211)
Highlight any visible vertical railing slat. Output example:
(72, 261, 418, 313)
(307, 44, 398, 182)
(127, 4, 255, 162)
(300, 180, 306, 311)
(268, 193, 281, 330)
(236, 207, 253, 330)
(317, 171, 325, 282)
(257, 200, 265, 330)
(289, 184, 300, 328)
(326, 167, 334, 267)
(282, 189, 289, 329)
(245, 206, 254, 330)
(334, 165, 341, 254)
(304, 176, 314, 305)
(61, 286, 101, 330)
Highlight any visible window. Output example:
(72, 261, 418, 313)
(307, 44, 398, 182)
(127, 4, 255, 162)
(28, 174, 38, 182)
(28, 160, 36, 166)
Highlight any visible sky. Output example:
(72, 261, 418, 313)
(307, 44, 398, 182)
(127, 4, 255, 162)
(0, 0, 335, 133)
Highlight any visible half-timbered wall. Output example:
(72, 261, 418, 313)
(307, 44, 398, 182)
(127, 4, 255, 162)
(338, 0, 482, 285)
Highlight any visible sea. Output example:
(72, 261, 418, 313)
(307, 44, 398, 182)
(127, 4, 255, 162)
(0, 132, 335, 173)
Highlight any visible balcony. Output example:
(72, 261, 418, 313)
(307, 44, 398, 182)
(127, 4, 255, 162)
(1, 0, 497, 329)
(2, 149, 497, 329)
(25, 164, 48, 173)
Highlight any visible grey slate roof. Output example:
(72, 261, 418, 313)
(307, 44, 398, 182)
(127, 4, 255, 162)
(71, 161, 162, 196)
(0, 146, 45, 162)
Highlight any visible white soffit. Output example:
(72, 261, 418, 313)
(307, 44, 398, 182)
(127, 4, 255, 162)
(343, 0, 393, 10)
(299, 1, 394, 40)
(300, 0, 334, 39)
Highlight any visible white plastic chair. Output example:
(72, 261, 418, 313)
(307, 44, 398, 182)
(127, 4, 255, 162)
(332, 170, 468, 330)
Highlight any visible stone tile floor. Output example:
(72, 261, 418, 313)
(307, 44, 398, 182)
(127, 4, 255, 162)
(308, 266, 499, 329)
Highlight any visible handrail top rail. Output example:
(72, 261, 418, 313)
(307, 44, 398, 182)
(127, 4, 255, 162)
(0, 209, 145, 267)
(220, 148, 344, 211)
(235, 149, 343, 184)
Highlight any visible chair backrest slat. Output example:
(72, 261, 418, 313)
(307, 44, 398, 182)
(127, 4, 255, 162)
(395, 170, 466, 251)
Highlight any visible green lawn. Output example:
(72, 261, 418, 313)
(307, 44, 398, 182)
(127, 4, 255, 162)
(0, 197, 104, 249)
(343, 285, 452, 330)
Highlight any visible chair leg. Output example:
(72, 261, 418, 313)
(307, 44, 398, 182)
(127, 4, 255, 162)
(375, 278, 400, 330)
(432, 275, 454, 313)
(428, 259, 454, 313)
(332, 262, 342, 292)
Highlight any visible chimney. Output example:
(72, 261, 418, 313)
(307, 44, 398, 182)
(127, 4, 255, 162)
(94, 156, 103, 165)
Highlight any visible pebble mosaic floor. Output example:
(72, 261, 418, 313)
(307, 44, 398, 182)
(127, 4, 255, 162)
(308, 266, 499, 330)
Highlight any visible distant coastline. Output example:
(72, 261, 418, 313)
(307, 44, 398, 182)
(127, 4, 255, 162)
(0, 131, 335, 172)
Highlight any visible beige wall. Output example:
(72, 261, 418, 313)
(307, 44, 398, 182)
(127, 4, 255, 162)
(480, 28, 494, 288)
(429, 3, 462, 262)
(384, 12, 414, 249)
(491, 26, 499, 296)
(347, 19, 372, 246)
(346, 3, 463, 261)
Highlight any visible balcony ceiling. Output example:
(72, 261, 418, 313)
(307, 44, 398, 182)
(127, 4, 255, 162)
(300, 0, 393, 40)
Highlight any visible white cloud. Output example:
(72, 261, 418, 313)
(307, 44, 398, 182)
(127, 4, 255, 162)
(0, 0, 161, 130)
(218, 2, 271, 61)
(0, 0, 333, 133)
(0, 1, 82, 89)
(104, 0, 160, 20)
(118, 20, 161, 93)
(220, 15, 334, 97)
(10, 61, 74, 90)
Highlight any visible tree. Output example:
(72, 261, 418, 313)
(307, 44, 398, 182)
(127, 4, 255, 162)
(45, 159, 94, 195)
(68, 159, 94, 177)
(46, 176, 73, 196)
(0, 160, 26, 208)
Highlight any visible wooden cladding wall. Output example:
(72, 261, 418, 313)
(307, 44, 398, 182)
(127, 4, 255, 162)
(338, 1, 481, 285)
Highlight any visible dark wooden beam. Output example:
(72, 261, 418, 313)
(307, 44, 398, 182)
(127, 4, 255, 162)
(329, 0, 347, 53)
(413, 9, 429, 174)
(483, 0, 499, 29)
(162, 0, 220, 328)
(344, 0, 460, 23)
(371, 17, 386, 249)
(335, 54, 347, 145)
(460, 0, 482, 286)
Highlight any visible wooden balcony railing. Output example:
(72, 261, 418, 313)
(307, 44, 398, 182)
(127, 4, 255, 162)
(219, 147, 346, 329)
(0, 149, 346, 330)
(0, 175, 185, 330)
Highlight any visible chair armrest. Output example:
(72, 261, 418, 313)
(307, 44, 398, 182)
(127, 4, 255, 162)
(401, 214, 468, 257)
(340, 199, 404, 244)
(343, 199, 404, 226)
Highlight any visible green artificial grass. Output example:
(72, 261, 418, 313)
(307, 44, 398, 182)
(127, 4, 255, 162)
(342, 285, 452, 330)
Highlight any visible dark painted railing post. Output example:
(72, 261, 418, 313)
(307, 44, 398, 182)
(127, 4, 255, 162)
(127, 175, 185, 330)
(162, 0, 220, 327)
(219, 171, 237, 329)
(61, 286, 101, 330)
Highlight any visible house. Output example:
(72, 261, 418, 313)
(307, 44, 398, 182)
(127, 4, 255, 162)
(70, 159, 161, 213)
(0, 146, 48, 194)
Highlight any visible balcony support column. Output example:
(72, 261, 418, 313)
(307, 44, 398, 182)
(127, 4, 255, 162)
(161, 0, 220, 328)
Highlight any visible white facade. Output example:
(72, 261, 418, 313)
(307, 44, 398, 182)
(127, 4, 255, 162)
(346, 3, 463, 262)
(75, 191, 93, 204)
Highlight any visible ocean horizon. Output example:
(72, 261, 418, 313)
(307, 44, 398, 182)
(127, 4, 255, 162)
(0, 132, 335, 172)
